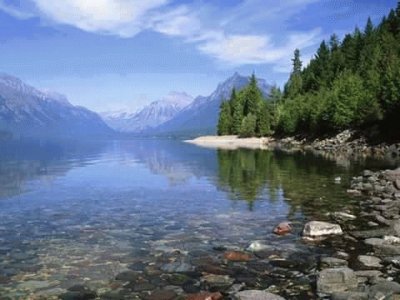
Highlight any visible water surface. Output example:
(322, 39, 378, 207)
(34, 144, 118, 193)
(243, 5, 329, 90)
(0, 139, 397, 299)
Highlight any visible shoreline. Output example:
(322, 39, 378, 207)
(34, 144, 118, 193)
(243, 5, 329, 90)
(184, 135, 271, 150)
(185, 131, 400, 159)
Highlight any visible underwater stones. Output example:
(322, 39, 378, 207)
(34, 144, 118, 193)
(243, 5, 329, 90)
(185, 292, 223, 300)
(223, 251, 251, 262)
(233, 290, 286, 300)
(60, 285, 97, 300)
(273, 222, 292, 235)
(317, 268, 358, 294)
(247, 241, 270, 252)
(200, 274, 234, 291)
(115, 270, 139, 282)
(161, 261, 194, 273)
(320, 257, 348, 269)
(331, 212, 356, 221)
(144, 289, 177, 300)
(302, 221, 343, 239)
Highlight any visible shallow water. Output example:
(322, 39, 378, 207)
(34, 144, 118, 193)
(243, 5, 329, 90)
(0, 139, 397, 299)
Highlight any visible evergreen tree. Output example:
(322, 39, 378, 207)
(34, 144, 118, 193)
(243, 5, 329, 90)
(217, 101, 232, 135)
(239, 113, 257, 137)
(284, 49, 303, 98)
(243, 73, 263, 116)
(230, 88, 243, 135)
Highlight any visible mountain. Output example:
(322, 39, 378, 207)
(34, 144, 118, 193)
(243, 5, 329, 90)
(150, 73, 272, 137)
(101, 91, 193, 133)
(0, 73, 113, 139)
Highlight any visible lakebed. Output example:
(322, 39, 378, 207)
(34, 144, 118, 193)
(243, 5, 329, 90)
(0, 139, 399, 299)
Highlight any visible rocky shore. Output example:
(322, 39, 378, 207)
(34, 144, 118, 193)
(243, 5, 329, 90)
(277, 130, 400, 159)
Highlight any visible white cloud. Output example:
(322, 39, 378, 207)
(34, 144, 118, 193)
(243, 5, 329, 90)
(0, 0, 323, 71)
(32, 0, 169, 36)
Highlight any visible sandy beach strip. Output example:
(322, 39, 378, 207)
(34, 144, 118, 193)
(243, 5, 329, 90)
(184, 135, 271, 150)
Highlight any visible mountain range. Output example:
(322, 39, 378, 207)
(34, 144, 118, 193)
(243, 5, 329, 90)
(101, 92, 193, 133)
(0, 72, 272, 139)
(0, 74, 113, 139)
(103, 73, 272, 137)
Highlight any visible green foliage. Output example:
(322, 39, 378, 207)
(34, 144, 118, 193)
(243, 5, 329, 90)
(274, 4, 400, 139)
(216, 74, 274, 138)
(217, 101, 232, 135)
(239, 113, 257, 137)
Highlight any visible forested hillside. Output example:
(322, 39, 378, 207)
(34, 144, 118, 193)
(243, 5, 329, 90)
(218, 3, 400, 141)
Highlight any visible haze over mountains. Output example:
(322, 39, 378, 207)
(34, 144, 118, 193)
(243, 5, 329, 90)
(0, 74, 113, 139)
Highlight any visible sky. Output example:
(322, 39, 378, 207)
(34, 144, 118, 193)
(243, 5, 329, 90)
(0, 0, 396, 112)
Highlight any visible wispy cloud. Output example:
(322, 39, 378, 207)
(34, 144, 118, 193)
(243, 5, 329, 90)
(0, 0, 323, 71)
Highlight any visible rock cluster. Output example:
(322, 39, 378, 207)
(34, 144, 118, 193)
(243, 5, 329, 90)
(276, 130, 400, 158)
(315, 166, 400, 299)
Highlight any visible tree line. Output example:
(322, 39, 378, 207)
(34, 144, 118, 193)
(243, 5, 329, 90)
(218, 2, 400, 140)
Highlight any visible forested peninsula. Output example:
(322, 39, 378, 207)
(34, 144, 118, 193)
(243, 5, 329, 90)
(217, 3, 400, 142)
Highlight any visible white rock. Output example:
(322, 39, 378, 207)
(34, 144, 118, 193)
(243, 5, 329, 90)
(303, 221, 343, 238)
(234, 290, 286, 300)
(247, 241, 270, 252)
(357, 255, 382, 268)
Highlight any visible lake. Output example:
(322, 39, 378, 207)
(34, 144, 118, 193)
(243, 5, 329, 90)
(0, 139, 397, 299)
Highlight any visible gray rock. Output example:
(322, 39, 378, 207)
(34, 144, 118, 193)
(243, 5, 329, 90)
(234, 290, 286, 300)
(357, 255, 382, 268)
(365, 238, 400, 256)
(332, 212, 356, 221)
(368, 280, 400, 299)
(354, 270, 382, 280)
(320, 257, 348, 269)
(303, 221, 343, 238)
(317, 268, 358, 294)
(331, 291, 368, 300)
(201, 274, 234, 291)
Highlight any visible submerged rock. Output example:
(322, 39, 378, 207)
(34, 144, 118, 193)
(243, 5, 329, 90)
(273, 222, 292, 235)
(223, 251, 251, 262)
(317, 267, 358, 294)
(303, 221, 343, 239)
(320, 257, 348, 269)
(247, 241, 270, 252)
(233, 290, 286, 300)
(185, 292, 223, 300)
(201, 274, 234, 291)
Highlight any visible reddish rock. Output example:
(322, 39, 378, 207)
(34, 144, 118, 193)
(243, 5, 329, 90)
(223, 251, 251, 262)
(273, 222, 292, 235)
(186, 292, 223, 300)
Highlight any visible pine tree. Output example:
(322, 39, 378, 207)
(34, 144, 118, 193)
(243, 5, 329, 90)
(230, 88, 243, 135)
(217, 101, 232, 135)
(243, 73, 262, 116)
(284, 49, 303, 98)
(239, 113, 257, 137)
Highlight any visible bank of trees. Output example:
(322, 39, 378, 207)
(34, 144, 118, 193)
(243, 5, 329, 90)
(217, 74, 274, 137)
(217, 3, 400, 140)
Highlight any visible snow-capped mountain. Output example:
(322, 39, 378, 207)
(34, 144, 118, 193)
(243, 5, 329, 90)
(0, 73, 113, 138)
(101, 92, 193, 133)
(151, 73, 272, 137)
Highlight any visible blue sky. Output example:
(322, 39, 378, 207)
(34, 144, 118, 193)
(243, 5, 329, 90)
(0, 0, 396, 112)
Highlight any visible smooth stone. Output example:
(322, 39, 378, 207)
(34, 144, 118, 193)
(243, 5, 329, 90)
(365, 238, 400, 256)
(317, 268, 358, 294)
(273, 222, 292, 235)
(185, 292, 223, 300)
(357, 255, 382, 268)
(303, 221, 343, 238)
(354, 270, 382, 279)
(223, 251, 251, 262)
(368, 280, 400, 298)
(320, 257, 348, 269)
(332, 212, 356, 221)
(201, 274, 234, 291)
(395, 179, 400, 190)
(233, 290, 286, 300)
(247, 241, 270, 252)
